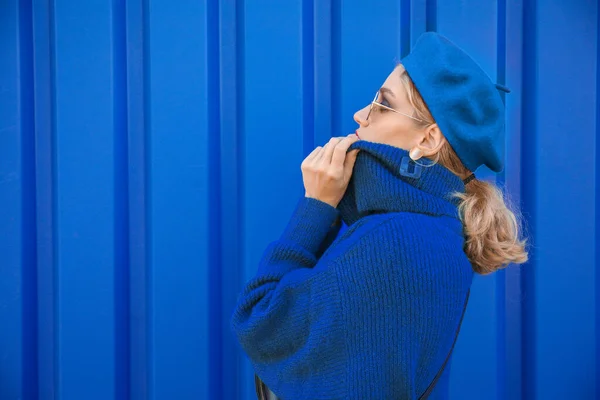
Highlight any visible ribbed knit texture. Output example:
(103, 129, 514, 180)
(231, 141, 475, 399)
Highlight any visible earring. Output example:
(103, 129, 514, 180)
(409, 148, 423, 161)
(399, 156, 423, 179)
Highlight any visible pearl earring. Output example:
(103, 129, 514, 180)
(409, 148, 423, 161)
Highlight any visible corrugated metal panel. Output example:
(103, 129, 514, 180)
(530, 1, 598, 399)
(0, 0, 597, 399)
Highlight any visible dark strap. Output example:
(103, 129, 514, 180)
(255, 374, 268, 400)
(418, 289, 471, 399)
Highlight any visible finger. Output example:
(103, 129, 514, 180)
(331, 134, 359, 167)
(307, 146, 325, 167)
(304, 146, 322, 163)
(302, 147, 322, 172)
(319, 137, 343, 166)
(312, 145, 326, 163)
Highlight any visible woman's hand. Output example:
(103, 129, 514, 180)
(301, 134, 360, 208)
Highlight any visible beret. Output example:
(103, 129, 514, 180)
(401, 32, 507, 173)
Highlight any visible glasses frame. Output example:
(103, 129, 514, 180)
(366, 90, 428, 123)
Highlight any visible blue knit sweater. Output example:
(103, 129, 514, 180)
(231, 140, 474, 399)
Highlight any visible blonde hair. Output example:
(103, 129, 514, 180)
(398, 65, 529, 275)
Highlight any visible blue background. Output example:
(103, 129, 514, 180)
(0, 0, 598, 399)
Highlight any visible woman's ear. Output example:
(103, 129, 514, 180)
(419, 124, 445, 156)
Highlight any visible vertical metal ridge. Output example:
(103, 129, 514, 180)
(125, 0, 149, 397)
(49, 2, 59, 395)
(504, 0, 524, 398)
(596, 4, 600, 399)
(232, 0, 246, 397)
(112, 0, 130, 399)
(495, 1, 507, 398)
(18, 1, 39, 398)
(496, 0, 507, 103)
(142, 0, 153, 396)
(207, 0, 222, 398)
(302, 0, 315, 153)
(314, 0, 332, 147)
(32, 0, 58, 397)
(409, 0, 427, 49)
(426, 0, 437, 32)
(521, 0, 538, 398)
(331, 0, 341, 138)
(400, 0, 411, 58)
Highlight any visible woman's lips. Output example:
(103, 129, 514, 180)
(355, 131, 361, 139)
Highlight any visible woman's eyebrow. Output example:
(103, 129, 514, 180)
(379, 87, 395, 98)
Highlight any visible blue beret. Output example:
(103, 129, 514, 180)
(401, 32, 506, 173)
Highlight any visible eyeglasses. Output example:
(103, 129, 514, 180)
(366, 90, 427, 123)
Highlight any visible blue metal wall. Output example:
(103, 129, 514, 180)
(0, 0, 597, 399)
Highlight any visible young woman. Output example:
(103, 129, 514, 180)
(231, 32, 528, 399)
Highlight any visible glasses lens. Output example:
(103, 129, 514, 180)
(366, 91, 378, 120)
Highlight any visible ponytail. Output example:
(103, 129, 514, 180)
(453, 176, 529, 274)
(398, 64, 529, 274)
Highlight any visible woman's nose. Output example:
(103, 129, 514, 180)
(354, 106, 370, 127)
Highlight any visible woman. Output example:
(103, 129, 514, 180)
(231, 32, 528, 399)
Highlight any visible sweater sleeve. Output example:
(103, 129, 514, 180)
(229, 197, 346, 386)
(243, 196, 340, 279)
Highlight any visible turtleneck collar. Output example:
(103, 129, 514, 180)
(337, 140, 466, 226)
